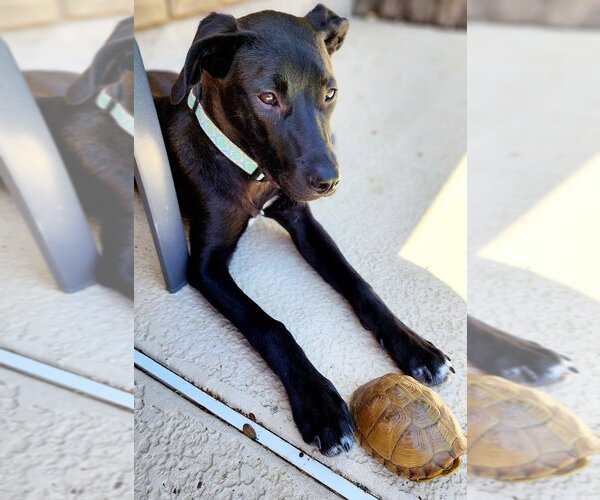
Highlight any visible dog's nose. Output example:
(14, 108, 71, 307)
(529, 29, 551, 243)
(309, 166, 339, 194)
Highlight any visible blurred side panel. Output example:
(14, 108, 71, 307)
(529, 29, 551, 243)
(0, 4, 134, 498)
(467, 2, 600, 497)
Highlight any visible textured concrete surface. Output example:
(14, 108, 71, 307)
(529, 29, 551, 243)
(468, 23, 600, 498)
(0, 367, 133, 499)
(135, 370, 337, 499)
(0, 188, 133, 391)
(135, 2, 466, 498)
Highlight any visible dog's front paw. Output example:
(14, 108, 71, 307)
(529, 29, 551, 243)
(483, 337, 575, 386)
(379, 322, 452, 386)
(288, 375, 354, 457)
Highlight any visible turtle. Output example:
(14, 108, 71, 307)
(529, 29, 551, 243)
(468, 374, 600, 481)
(350, 373, 467, 481)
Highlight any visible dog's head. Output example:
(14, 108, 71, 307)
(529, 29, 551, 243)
(171, 4, 349, 201)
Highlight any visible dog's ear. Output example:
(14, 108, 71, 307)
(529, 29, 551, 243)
(305, 4, 349, 55)
(66, 16, 133, 105)
(170, 13, 251, 105)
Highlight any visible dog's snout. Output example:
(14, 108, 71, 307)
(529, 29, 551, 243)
(313, 176, 339, 194)
(309, 165, 339, 194)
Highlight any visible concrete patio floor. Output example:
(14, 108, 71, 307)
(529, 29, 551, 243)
(135, 370, 335, 499)
(0, 367, 133, 499)
(0, 189, 133, 391)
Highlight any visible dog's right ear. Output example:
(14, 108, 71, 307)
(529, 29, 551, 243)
(170, 13, 251, 105)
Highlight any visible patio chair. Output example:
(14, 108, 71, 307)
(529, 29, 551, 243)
(0, 38, 98, 292)
(134, 40, 188, 293)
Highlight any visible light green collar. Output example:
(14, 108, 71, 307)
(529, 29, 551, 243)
(187, 90, 266, 181)
(95, 88, 133, 136)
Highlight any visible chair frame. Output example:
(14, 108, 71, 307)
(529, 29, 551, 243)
(0, 38, 98, 292)
(134, 40, 188, 293)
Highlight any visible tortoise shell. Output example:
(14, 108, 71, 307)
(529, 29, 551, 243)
(350, 373, 467, 481)
(468, 374, 600, 481)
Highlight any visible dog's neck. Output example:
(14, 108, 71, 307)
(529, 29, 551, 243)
(191, 82, 277, 214)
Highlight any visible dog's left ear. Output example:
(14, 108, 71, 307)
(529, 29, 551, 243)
(305, 4, 349, 55)
(66, 16, 133, 105)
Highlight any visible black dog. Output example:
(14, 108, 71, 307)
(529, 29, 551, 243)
(25, 17, 134, 298)
(150, 5, 452, 456)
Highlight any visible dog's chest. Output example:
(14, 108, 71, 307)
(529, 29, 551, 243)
(243, 179, 277, 211)
(247, 192, 279, 226)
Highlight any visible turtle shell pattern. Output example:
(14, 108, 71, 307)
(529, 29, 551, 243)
(468, 374, 600, 481)
(350, 373, 467, 481)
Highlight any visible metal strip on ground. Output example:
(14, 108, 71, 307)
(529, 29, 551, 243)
(134, 349, 377, 500)
(0, 348, 134, 411)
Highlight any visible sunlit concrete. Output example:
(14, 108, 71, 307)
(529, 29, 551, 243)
(479, 154, 600, 303)
(400, 155, 467, 301)
(468, 22, 600, 499)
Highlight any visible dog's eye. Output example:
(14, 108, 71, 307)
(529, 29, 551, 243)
(325, 88, 337, 102)
(258, 92, 278, 106)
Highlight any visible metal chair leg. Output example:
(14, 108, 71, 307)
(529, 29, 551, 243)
(133, 40, 188, 293)
(0, 39, 98, 293)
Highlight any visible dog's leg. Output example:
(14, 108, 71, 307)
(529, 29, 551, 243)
(265, 196, 451, 385)
(77, 163, 133, 299)
(467, 316, 575, 385)
(96, 206, 133, 299)
(187, 215, 354, 456)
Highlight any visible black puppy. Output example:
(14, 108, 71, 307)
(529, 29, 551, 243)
(150, 5, 451, 456)
(25, 17, 134, 298)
